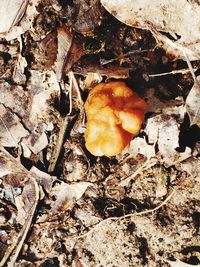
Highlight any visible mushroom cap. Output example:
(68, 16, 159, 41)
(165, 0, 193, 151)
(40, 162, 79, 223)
(84, 81, 148, 156)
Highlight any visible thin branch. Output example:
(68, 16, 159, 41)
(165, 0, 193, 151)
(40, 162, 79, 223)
(48, 115, 70, 173)
(68, 70, 84, 107)
(100, 49, 154, 66)
(183, 50, 198, 84)
(148, 68, 197, 78)
(76, 189, 175, 241)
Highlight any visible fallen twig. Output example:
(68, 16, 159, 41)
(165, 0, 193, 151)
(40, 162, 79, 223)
(48, 71, 85, 173)
(100, 49, 153, 65)
(148, 68, 197, 78)
(76, 188, 175, 242)
(48, 115, 70, 173)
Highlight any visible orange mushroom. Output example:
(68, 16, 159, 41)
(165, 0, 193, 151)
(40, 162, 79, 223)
(84, 81, 148, 156)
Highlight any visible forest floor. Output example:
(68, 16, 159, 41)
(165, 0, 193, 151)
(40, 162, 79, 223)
(0, 1, 199, 266)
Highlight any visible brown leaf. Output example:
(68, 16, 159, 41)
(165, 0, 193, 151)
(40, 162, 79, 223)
(72, 0, 104, 33)
(185, 77, 200, 127)
(55, 26, 73, 81)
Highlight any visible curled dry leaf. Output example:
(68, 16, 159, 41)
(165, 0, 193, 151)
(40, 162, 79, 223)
(84, 72, 103, 89)
(185, 77, 200, 127)
(101, 0, 200, 60)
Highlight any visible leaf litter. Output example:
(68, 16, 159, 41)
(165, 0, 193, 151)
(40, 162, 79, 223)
(0, 0, 200, 266)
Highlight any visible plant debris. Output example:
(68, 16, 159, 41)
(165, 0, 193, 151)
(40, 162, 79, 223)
(0, 0, 199, 266)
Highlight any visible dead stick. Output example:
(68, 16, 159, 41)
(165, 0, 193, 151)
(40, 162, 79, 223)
(48, 115, 70, 173)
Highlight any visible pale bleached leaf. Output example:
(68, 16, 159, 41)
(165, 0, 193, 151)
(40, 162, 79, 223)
(0, 0, 27, 33)
(145, 114, 191, 167)
(0, 104, 29, 147)
(185, 77, 200, 127)
(101, 0, 200, 60)
(167, 259, 200, 267)
(50, 182, 92, 212)
(0, 0, 39, 41)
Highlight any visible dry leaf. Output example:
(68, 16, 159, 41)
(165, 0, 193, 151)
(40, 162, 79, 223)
(72, 0, 104, 33)
(127, 137, 156, 159)
(185, 77, 200, 127)
(167, 259, 200, 267)
(0, 104, 29, 147)
(144, 88, 184, 115)
(176, 157, 200, 178)
(101, 0, 200, 60)
(0, 0, 39, 41)
(55, 27, 73, 81)
(84, 72, 103, 89)
(145, 114, 191, 166)
(0, 70, 60, 153)
(49, 182, 92, 213)
(32, 32, 57, 70)
(0, 0, 28, 34)
(0, 148, 39, 266)
(30, 166, 56, 193)
(23, 131, 48, 154)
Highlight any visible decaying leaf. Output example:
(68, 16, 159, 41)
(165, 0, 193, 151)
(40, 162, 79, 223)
(23, 131, 48, 154)
(176, 157, 200, 178)
(64, 34, 86, 73)
(145, 114, 191, 166)
(55, 27, 73, 81)
(72, 0, 104, 33)
(12, 51, 27, 85)
(127, 137, 156, 160)
(25, 70, 60, 131)
(0, 70, 60, 153)
(49, 182, 92, 213)
(185, 77, 200, 127)
(30, 166, 56, 193)
(167, 259, 200, 267)
(144, 88, 184, 115)
(0, 104, 29, 147)
(0, 0, 28, 34)
(32, 32, 58, 70)
(84, 72, 103, 89)
(0, 147, 40, 266)
(0, 0, 39, 41)
(101, 0, 200, 60)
